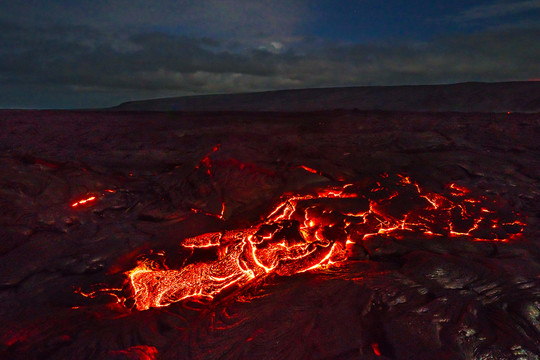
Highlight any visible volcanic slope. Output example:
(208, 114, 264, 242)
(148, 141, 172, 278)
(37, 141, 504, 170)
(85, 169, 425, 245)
(113, 81, 540, 113)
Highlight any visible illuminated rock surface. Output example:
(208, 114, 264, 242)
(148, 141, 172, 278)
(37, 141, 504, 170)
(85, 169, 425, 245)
(0, 109, 539, 359)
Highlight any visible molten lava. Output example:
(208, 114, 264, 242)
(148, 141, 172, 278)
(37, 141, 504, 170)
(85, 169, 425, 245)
(112, 174, 524, 311)
(73, 144, 525, 311)
(71, 196, 96, 207)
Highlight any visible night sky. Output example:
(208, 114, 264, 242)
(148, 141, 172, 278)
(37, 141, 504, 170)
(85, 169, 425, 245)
(1, 0, 539, 109)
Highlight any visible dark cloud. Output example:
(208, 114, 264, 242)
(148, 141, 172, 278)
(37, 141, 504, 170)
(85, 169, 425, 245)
(0, 20, 300, 94)
(0, 1, 539, 108)
(0, 0, 310, 46)
(453, 0, 540, 22)
(311, 27, 540, 86)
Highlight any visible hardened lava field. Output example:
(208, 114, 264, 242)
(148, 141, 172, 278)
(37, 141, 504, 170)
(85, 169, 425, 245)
(0, 110, 539, 359)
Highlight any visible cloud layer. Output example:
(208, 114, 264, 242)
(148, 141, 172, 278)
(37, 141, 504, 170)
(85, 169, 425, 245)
(0, 1, 539, 108)
(454, 0, 540, 21)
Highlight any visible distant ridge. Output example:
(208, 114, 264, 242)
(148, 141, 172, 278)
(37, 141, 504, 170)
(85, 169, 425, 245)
(112, 81, 540, 113)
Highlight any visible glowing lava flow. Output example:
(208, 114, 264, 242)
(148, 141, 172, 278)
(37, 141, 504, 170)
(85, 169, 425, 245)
(121, 176, 525, 311)
(71, 189, 115, 208)
(71, 196, 96, 207)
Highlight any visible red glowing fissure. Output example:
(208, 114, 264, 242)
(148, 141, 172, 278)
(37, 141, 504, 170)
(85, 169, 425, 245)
(76, 172, 525, 311)
(71, 196, 96, 207)
(74, 145, 525, 311)
(71, 189, 115, 208)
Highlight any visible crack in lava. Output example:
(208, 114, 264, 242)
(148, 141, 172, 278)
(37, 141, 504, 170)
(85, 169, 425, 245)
(77, 173, 525, 311)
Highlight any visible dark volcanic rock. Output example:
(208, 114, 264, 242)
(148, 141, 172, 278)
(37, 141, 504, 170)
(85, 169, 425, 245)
(113, 81, 540, 113)
(0, 109, 539, 359)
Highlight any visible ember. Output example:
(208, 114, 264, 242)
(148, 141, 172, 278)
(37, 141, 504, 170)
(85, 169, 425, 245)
(71, 196, 96, 207)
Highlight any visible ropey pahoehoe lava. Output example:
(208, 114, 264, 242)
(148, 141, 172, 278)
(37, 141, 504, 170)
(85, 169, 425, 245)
(2, 109, 538, 359)
(77, 172, 525, 311)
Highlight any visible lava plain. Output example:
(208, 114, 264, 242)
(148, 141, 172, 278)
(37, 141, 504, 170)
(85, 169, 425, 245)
(0, 109, 539, 359)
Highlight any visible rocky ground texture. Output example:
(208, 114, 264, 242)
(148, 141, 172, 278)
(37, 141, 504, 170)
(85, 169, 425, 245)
(0, 109, 539, 359)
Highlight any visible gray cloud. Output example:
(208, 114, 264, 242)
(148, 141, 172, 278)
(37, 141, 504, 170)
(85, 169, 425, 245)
(0, 0, 310, 49)
(1, 16, 539, 108)
(453, 0, 540, 22)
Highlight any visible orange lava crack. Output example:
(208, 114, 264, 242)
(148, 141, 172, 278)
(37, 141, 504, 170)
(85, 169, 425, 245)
(71, 196, 96, 207)
(123, 176, 525, 310)
(76, 170, 525, 311)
